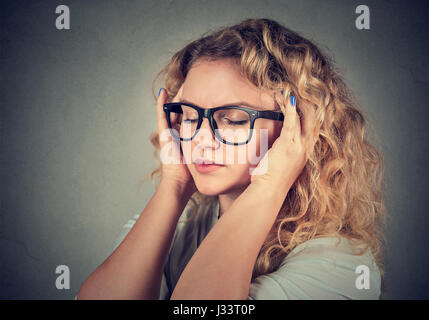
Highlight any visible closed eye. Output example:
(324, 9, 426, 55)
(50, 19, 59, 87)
(224, 119, 249, 126)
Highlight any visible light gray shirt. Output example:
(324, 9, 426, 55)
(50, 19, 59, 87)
(109, 198, 381, 300)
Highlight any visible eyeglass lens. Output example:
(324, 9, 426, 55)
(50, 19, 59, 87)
(168, 104, 251, 144)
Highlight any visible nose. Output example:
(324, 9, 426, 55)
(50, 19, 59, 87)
(193, 118, 221, 150)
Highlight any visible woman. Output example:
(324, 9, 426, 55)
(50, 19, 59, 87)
(77, 18, 386, 300)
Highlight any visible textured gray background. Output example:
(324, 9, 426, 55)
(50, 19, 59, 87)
(1, 0, 428, 299)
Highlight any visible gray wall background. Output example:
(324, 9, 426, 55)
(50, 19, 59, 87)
(1, 0, 428, 299)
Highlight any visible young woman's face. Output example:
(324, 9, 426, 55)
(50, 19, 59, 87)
(180, 58, 283, 196)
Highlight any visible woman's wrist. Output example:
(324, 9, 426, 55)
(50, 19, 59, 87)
(251, 174, 293, 195)
(248, 178, 292, 208)
(159, 178, 195, 204)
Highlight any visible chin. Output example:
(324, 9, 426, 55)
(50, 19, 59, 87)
(195, 183, 225, 196)
(195, 179, 250, 196)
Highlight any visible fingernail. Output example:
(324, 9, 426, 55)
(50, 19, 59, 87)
(281, 89, 285, 95)
(158, 87, 163, 97)
(291, 96, 296, 107)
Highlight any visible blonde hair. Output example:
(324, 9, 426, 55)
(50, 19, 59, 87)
(139, 18, 388, 284)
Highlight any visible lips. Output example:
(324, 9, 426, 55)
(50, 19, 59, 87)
(193, 158, 225, 174)
(194, 163, 224, 174)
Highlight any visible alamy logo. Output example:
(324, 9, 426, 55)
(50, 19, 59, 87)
(159, 128, 270, 175)
(355, 265, 370, 290)
(55, 5, 70, 30)
(355, 5, 370, 30)
(55, 265, 70, 290)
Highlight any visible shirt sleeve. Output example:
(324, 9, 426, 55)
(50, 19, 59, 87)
(247, 238, 381, 300)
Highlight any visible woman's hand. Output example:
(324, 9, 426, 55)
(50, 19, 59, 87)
(250, 94, 316, 194)
(156, 86, 197, 197)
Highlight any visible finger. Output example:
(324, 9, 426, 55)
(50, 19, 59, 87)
(156, 88, 169, 134)
(279, 95, 299, 141)
(290, 96, 302, 141)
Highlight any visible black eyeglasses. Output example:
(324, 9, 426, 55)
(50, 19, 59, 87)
(163, 102, 284, 145)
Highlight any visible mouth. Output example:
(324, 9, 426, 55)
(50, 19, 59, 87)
(193, 159, 225, 173)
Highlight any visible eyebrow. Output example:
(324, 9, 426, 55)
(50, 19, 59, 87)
(179, 98, 279, 111)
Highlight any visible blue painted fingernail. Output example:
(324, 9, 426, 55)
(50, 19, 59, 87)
(291, 95, 296, 107)
(158, 87, 163, 97)
(281, 89, 285, 95)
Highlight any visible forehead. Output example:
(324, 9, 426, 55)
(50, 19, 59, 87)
(182, 58, 276, 110)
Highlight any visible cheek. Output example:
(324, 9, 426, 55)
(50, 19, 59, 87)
(255, 121, 282, 147)
(246, 128, 269, 164)
(181, 141, 193, 164)
(268, 123, 282, 148)
(246, 123, 282, 166)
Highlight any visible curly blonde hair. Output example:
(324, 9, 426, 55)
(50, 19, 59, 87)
(139, 18, 388, 284)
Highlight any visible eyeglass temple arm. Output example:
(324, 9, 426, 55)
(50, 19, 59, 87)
(258, 110, 284, 121)
(163, 104, 183, 113)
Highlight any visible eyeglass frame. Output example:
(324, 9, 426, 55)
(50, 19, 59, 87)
(163, 102, 285, 146)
